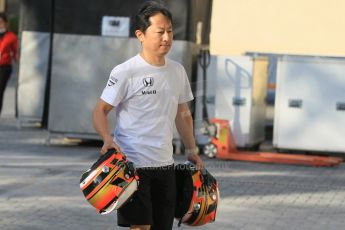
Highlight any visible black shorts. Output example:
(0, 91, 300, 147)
(117, 164, 176, 230)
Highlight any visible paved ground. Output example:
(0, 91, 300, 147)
(1, 74, 345, 230)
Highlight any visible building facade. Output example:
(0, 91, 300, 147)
(211, 0, 345, 57)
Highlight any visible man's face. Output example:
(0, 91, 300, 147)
(136, 13, 173, 57)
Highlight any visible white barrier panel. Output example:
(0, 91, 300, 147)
(195, 55, 268, 147)
(274, 56, 345, 153)
(17, 31, 50, 122)
(48, 34, 196, 138)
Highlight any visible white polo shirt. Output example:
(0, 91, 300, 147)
(101, 54, 194, 168)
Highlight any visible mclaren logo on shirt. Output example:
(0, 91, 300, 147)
(142, 77, 156, 95)
(107, 76, 118, 86)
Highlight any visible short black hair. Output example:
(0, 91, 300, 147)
(0, 12, 8, 22)
(134, 1, 173, 33)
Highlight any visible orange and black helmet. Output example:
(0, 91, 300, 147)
(175, 162, 219, 226)
(80, 148, 139, 214)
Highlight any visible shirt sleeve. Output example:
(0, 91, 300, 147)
(100, 67, 129, 107)
(178, 65, 194, 104)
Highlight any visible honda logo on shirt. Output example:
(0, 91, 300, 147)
(143, 77, 154, 87)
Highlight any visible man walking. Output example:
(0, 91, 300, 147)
(92, 2, 202, 229)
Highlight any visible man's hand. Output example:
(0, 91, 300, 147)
(187, 153, 204, 170)
(100, 135, 121, 155)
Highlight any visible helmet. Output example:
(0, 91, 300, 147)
(80, 148, 139, 214)
(175, 162, 219, 226)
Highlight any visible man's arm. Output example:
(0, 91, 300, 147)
(92, 99, 120, 154)
(175, 103, 203, 169)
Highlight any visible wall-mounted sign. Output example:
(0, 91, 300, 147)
(101, 16, 130, 37)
